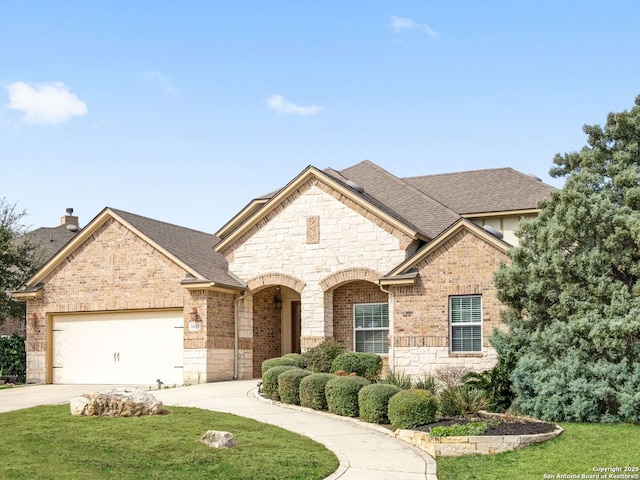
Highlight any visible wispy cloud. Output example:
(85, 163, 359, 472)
(390, 16, 438, 38)
(265, 94, 321, 115)
(5, 81, 88, 125)
(141, 69, 180, 95)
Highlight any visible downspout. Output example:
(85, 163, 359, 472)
(378, 283, 394, 372)
(233, 292, 246, 380)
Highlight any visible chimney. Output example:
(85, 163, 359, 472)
(60, 208, 79, 230)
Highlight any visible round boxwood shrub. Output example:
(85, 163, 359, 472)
(299, 373, 337, 410)
(358, 383, 401, 424)
(262, 365, 298, 401)
(388, 389, 438, 430)
(330, 352, 382, 381)
(282, 353, 308, 369)
(261, 356, 302, 376)
(278, 368, 312, 405)
(325, 375, 371, 417)
(302, 339, 346, 373)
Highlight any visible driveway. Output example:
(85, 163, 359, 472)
(0, 380, 438, 480)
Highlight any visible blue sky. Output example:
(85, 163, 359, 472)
(2, 1, 639, 233)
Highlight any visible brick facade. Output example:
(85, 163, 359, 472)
(389, 228, 508, 376)
(23, 218, 235, 384)
(332, 281, 388, 350)
(252, 286, 282, 377)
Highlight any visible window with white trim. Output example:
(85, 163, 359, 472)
(450, 295, 482, 352)
(354, 303, 389, 354)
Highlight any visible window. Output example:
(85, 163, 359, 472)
(450, 295, 482, 352)
(354, 303, 389, 354)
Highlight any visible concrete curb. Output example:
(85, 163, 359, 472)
(252, 387, 438, 480)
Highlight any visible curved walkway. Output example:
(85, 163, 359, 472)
(0, 380, 437, 480)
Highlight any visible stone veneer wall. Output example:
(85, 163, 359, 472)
(225, 180, 411, 378)
(390, 228, 508, 377)
(332, 281, 388, 350)
(24, 219, 211, 384)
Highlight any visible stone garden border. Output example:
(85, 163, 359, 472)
(395, 411, 563, 457)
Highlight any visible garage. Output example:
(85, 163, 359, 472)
(52, 310, 184, 385)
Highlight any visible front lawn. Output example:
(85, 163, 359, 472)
(437, 423, 640, 480)
(0, 405, 338, 480)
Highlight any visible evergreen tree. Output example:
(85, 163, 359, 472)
(0, 199, 38, 325)
(494, 96, 640, 423)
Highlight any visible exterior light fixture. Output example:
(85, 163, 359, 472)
(274, 294, 282, 310)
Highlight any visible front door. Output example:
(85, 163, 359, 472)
(291, 301, 301, 354)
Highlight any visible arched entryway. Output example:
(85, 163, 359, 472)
(251, 284, 302, 377)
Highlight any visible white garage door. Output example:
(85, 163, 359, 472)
(52, 310, 184, 385)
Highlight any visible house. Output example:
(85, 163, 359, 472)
(13, 160, 554, 384)
(0, 209, 81, 337)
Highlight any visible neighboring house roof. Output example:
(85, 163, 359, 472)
(403, 167, 555, 215)
(25, 224, 80, 265)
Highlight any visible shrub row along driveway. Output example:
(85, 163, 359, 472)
(0, 380, 437, 480)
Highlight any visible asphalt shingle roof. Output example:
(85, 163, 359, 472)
(331, 161, 462, 239)
(403, 167, 555, 214)
(110, 208, 244, 289)
(26, 225, 80, 265)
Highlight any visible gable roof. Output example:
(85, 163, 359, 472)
(25, 224, 81, 266)
(380, 219, 511, 285)
(215, 165, 427, 251)
(17, 208, 245, 294)
(403, 167, 555, 215)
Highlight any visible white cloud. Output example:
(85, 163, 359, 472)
(6, 81, 88, 125)
(141, 69, 180, 95)
(265, 94, 321, 115)
(390, 15, 438, 38)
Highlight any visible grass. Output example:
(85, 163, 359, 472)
(437, 423, 640, 480)
(0, 404, 339, 480)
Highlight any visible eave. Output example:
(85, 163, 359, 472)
(378, 272, 418, 286)
(11, 283, 44, 300)
(462, 208, 540, 219)
(180, 278, 247, 295)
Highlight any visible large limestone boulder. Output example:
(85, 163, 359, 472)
(199, 430, 238, 449)
(70, 388, 165, 417)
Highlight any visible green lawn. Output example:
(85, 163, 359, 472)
(437, 423, 640, 480)
(0, 405, 339, 480)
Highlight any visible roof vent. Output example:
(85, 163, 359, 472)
(66, 224, 78, 232)
(346, 180, 364, 193)
(483, 225, 504, 239)
(66, 208, 74, 215)
(527, 173, 543, 182)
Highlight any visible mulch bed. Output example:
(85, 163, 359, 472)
(413, 416, 557, 436)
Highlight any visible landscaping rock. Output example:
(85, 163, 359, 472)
(70, 388, 164, 417)
(199, 430, 238, 449)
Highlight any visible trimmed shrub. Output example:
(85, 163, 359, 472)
(261, 356, 302, 376)
(282, 353, 308, 369)
(438, 385, 490, 417)
(299, 373, 337, 410)
(278, 369, 312, 405)
(330, 352, 382, 381)
(377, 370, 412, 390)
(262, 365, 298, 401)
(388, 389, 438, 430)
(303, 339, 346, 373)
(358, 383, 401, 424)
(325, 375, 371, 417)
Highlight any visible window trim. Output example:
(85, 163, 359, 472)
(353, 302, 389, 354)
(449, 295, 482, 353)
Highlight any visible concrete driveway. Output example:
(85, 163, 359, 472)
(0, 380, 438, 480)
